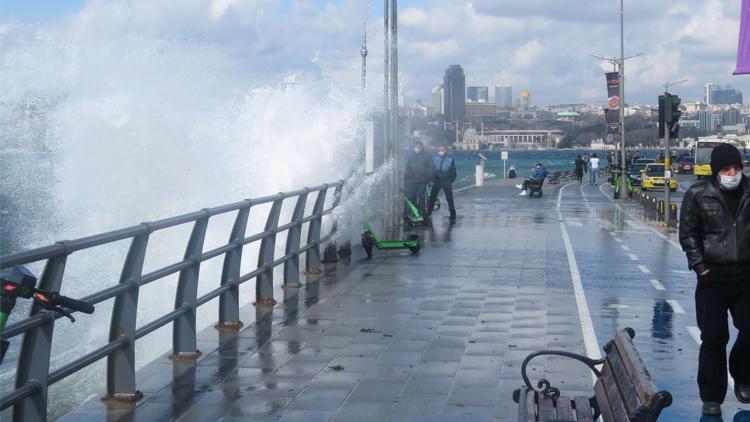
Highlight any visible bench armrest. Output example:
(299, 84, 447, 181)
(519, 350, 605, 399)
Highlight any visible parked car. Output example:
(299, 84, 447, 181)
(641, 163, 678, 191)
(675, 156, 694, 174)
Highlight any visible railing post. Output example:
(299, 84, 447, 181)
(14, 251, 68, 422)
(170, 213, 209, 360)
(217, 202, 251, 329)
(103, 231, 149, 403)
(283, 190, 309, 288)
(255, 197, 283, 307)
(305, 186, 328, 275)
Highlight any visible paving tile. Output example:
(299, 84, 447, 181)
(348, 381, 404, 402)
(287, 388, 350, 411)
(391, 393, 448, 415)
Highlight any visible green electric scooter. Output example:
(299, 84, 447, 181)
(361, 221, 421, 258)
(360, 191, 425, 258)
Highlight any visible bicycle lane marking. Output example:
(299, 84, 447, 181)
(557, 182, 601, 363)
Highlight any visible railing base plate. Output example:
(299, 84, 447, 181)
(304, 268, 322, 275)
(168, 350, 202, 361)
(215, 321, 244, 331)
(101, 391, 144, 404)
(282, 282, 303, 289)
(254, 298, 277, 308)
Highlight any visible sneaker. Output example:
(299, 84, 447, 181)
(519, 191, 527, 196)
(515, 184, 523, 189)
(702, 402, 721, 416)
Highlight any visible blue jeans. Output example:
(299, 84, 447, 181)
(590, 169, 598, 184)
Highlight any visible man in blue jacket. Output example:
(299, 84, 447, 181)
(426, 145, 457, 224)
(516, 163, 548, 196)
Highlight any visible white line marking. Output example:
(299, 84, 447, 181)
(638, 265, 651, 274)
(598, 183, 683, 251)
(672, 270, 692, 274)
(558, 183, 602, 364)
(628, 253, 639, 261)
(620, 244, 630, 251)
(650, 279, 666, 291)
(687, 326, 701, 343)
(667, 300, 686, 314)
(613, 237, 622, 243)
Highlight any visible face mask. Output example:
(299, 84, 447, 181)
(414, 148, 422, 153)
(438, 151, 446, 157)
(719, 173, 742, 190)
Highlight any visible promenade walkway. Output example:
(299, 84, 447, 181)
(62, 180, 748, 421)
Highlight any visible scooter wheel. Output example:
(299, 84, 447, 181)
(407, 235, 421, 254)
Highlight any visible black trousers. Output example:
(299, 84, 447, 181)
(404, 181, 427, 219)
(427, 180, 455, 218)
(695, 277, 750, 403)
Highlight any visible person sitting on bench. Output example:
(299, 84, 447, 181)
(516, 163, 548, 196)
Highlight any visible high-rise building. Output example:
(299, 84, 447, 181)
(443, 65, 466, 123)
(520, 89, 531, 109)
(706, 83, 744, 105)
(495, 85, 512, 109)
(466, 86, 489, 102)
(432, 84, 444, 115)
(715, 86, 743, 105)
(698, 110, 719, 132)
(722, 108, 741, 126)
(705, 83, 718, 105)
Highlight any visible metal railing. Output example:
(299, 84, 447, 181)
(0, 180, 344, 421)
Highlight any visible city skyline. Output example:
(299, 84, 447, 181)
(2, 0, 748, 106)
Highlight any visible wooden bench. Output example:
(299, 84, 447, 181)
(512, 328, 673, 421)
(547, 171, 562, 185)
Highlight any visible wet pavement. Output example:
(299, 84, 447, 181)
(62, 178, 749, 421)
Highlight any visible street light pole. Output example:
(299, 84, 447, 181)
(619, 0, 627, 197)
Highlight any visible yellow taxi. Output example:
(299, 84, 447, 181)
(641, 163, 677, 191)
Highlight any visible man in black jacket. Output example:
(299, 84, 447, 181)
(404, 140, 433, 220)
(679, 143, 750, 416)
(426, 145, 457, 224)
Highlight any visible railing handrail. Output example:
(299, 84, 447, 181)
(0, 179, 345, 421)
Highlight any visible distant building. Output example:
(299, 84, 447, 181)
(705, 83, 718, 105)
(722, 108, 741, 126)
(465, 102, 497, 118)
(698, 110, 719, 132)
(466, 86, 489, 102)
(679, 120, 700, 129)
(706, 83, 743, 105)
(495, 85, 512, 109)
(457, 129, 564, 150)
(431, 85, 444, 115)
(520, 89, 531, 109)
(443, 65, 466, 123)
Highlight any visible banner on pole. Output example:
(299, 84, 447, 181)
(605, 72, 620, 135)
(735, 0, 750, 75)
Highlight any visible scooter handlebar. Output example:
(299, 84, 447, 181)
(38, 292, 95, 314)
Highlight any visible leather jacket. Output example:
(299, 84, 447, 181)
(679, 175, 750, 277)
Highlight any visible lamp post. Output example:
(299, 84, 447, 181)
(383, 0, 400, 238)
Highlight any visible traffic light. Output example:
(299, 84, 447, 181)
(659, 93, 682, 138)
(669, 94, 682, 124)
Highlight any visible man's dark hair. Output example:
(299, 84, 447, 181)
(415, 140, 423, 147)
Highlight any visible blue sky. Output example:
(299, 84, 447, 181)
(0, 0, 86, 23)
(1, 0, 747, 105)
